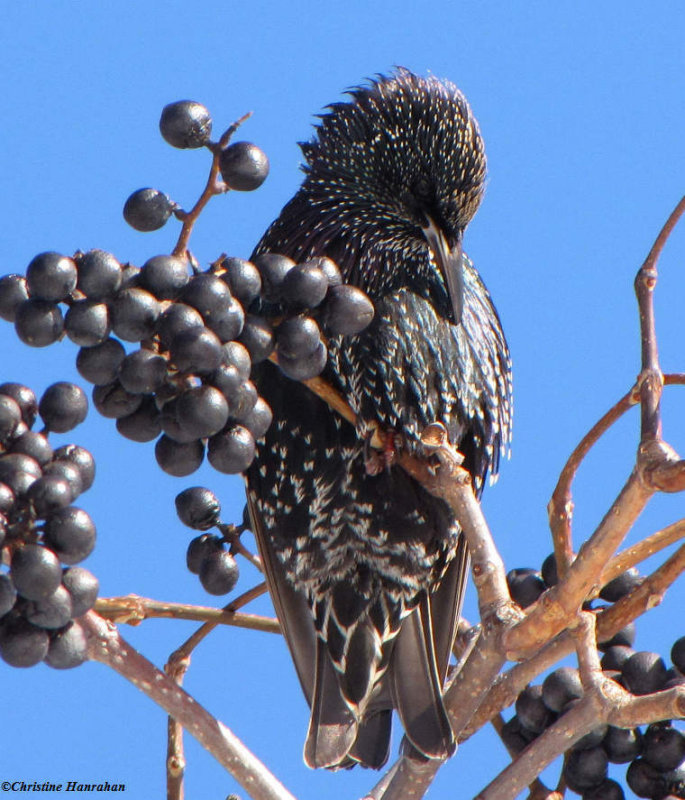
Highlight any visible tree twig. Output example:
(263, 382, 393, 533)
(83, 612, 297, 800)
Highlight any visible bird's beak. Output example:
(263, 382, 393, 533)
(422, 217, 464, 325)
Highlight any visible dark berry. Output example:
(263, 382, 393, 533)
(598, 622, 636, 651)
(9, 431, 51, 465)
(156, 303, 204, 349)
(52, 445, 95, 491)
(92, 380, 143, 419)
(278, 341, 327, 381)
(603, 725, 643, 763)
(39, 382, 88, 433)
(542, 666, 583, 712)
(26, 475, 73, 517)
(123, 188, 174, 231)
(0, 453, 42, 495)
(186, 533, 223, 574)
(170, 327, 223, 373)
(0, 574, 16, 617)
(515, 684, 553, 734)
(207, 425, 256, 473)
(277, 315, 322, 360)
(155, 435, 205, 477)
(44, 620, 88, 669)
(159, 100, 212, 149)
(0, 383, 38, 427)
(118, 348, 168, 394)
(221, 257, 262, 306)
(225, 380, 258, 421)
(43, 506, 96, 565)
(253, 253, 295, 302)
(563, 746, 608, 793)
(199, 549, 239, 595)
(110, 287, 160, 341)
(500, 716, 536, 755)
(175, 487, 221, 530)
(281, 263, 328, 309)
(627, 758, 668, 798)
(42, 461, 84, 501)
(239, 397, 273, 439)
(64, 300, 110, 346)
(221, 340, 251, 378)
(26, 252, 77, 301)
(174, 386, 229, 439)
(0, 615, 50, 667)
(77, 338, 127, 385)
(600, 568, 642, 602)
(643, 723, 685, 771)
(0, 394, 22, 446)
(0, 274, 30, 321)
(14, 299, 64, 347)
(306, 256, 342, 287)
(140, 254, 189, 299)
(62, 567, 99, 617)
(581, 778, 625, 800)
(321, 284, 374, 335)
(182, 273, 232, 320)
(76, 249, 122, 299)
(21, 584, 73, 629)
(205, 297, 244, 342)
(507, 568, 546, 608)
(600, 645, 634, 672)
(116, 397, 162, 442)
(0, 483, 13, 516)
(622, 651, 669, 695)
(219, 141, 269, 191)
(120, 264, 141, 289)
(672, 637, 685, 674)
(11, 545, 62, 601)
(541, 552, 559, 587)
(239, 314, 275, 363)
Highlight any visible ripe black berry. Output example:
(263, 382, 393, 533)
(175, 487, 221, 530)
(10, 545, 62, 601)
(207, 425, 256, 473)
(123, 188, 174, 232)
(515, 684, 553, 734)
(62, 566, 99, 617)
(170, 327, 223, 373)
(0, 274, 30, 321)
(110, 287, 160, 341)
(76, 338, 126, 385)
(75, 249, 122, 299)
(64, 300, 111, 347)
(14, 298, 64, 347)
(118, 348, 168, 394)
(0, 383, 38, 427)
(0, 615, 50, 667)
(43, 506, 96, 565)
(281, 263, 329, 309)
(221, 257, 262, 306)
(507, 568, 546, 609)
(26, 252, 77, 302)
(159, 101, 212, 149)
(199, 549, 239, 595)
(239, 315, 275, 363)
(44, 620, 88, 669)
(219, 141, 269, 191)
(563, 746, 608, 793)
(140, 254, 189, 299)
(321, 284, 374, 335)
(622, 651, 669, 695)
(186, 533, 223, 574)
(39, 382, 88, 433)
(154, 435, 205, 477)
(115, 398, 162, 443)
(541, 667, 583, 712)
(253, 254, 295, 302)
(52, 445, 95, 492)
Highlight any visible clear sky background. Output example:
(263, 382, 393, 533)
(1, 4, 684, 799)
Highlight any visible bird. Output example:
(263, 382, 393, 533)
(245, 69, 512, 770)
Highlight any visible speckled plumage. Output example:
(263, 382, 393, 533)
(246, 70, 512, 769)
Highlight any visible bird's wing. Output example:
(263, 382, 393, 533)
(388, 534, 467, 759)
(245, 490, 317, 705)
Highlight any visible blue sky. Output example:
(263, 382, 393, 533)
(1, 4, 684, 799)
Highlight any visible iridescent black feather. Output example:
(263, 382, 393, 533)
(246, 69, 512, 769)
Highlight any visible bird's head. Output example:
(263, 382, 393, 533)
(299, 69, 487, 323)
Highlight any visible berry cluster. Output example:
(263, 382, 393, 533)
(0, 382, 99, 669)
(505, 562, 685, 799)
(175, 486, 243, 596)
(0, 100, 374, 481)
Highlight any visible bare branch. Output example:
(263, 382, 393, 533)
(83, 612, 297, 800)
(95, 593, 279, 634)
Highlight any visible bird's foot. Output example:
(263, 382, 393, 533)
(364, 430, 402, 475)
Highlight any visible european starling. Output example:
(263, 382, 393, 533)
(246, 69, 512, 769)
